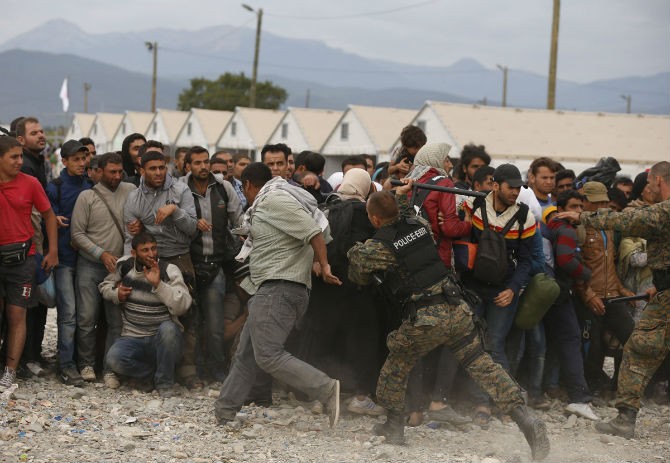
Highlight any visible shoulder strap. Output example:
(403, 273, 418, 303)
(410, 176, 444, 213)
(92, 186, 125, 240)
(51, 178, 63, 207)
(500, 203, 529, 236)
(473, 195, 489, 228)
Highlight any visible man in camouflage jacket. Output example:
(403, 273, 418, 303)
(558, 161, 670, 439)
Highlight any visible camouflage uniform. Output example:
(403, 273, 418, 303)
(579, 200, 670, 411)
(347, 195, 525, 414)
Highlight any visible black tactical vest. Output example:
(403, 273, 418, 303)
(373, 217, 449, 296)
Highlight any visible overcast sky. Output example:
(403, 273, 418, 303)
(1, 0, 668, 83)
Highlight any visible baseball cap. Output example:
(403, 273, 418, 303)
(492, 164, 525, 188)
(60, 139, 88, 159)
(582, 181, 609, 203)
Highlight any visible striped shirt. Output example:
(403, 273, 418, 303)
(99, 256, 192, 337)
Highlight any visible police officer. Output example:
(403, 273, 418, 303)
(347, 179, 550, 461)
(557, 160, 670, 439)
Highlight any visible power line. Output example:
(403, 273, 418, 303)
(264, 0, 439, 20)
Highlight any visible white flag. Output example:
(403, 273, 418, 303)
(59, 77, 69, 112)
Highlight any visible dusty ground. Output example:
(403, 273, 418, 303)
(1, 310, 668, 463)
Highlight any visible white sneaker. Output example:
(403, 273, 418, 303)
(565, 402, 599, 421)
(0, 367, 17, 391)
(80, 366, 97, 382)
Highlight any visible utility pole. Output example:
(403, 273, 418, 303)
(83, 83, 91, 113)
(305, 88, 311, 108)
(242, 4, 263, 108)
(496, 64, 508, 107)
(547, 0, 560, 109)
(146, 41, 158, 112)
(621, 94, 631, 113)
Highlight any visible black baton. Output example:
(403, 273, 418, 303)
(390, 179, 487, 198)
(604, 294, 650, 304)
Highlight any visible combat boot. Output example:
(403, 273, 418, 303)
(510, 405, 550, 461)
(373, 411, 405, 445)
(595, 408, 637, 439)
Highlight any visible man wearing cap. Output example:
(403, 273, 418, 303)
(46, 139, 93, 386)
(575, 181, 634, 392)
(123, 149, 199, 388)
(556, 161, 670, 439)
(461, 164, 537, 423)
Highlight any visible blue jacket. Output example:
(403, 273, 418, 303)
(46, 168, 93, 267)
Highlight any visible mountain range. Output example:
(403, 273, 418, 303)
(1, 19, 668, 127)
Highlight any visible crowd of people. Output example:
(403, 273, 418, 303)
(0, 116, 668, 459)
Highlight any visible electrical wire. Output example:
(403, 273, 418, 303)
(264, 0, 439, 20)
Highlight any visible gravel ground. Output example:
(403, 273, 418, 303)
(1, 310, 668, 463)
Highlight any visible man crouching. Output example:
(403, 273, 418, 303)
(99, 231, 192, 397)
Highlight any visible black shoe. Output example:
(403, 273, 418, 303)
(373, 411, 405, 445)
(59, 367, 84, 386)
(511, 406, 550, 461)
(15, 363, 34, 380)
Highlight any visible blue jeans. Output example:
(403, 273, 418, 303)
(196, 268, 228, 381)
(214, 280, 335, 422)
(105, 321, 183, 389)
(54, 264, 77, 370)
(75, 257, 122, 372)
(468, 284, 519, 404)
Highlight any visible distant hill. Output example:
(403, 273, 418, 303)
(0, 49, 474, 127)
(2, 19, 668, 115)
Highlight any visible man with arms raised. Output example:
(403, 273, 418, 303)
(214, 163, 343, 428)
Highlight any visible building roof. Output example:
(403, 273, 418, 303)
(236, 107, 285, 146)
(189, 108, 234, 146)
(418, 101, 670, 163)
(344, 105, 416, 152)
(124, 111, 154, 134)
(94, 113, 123, 140)
(154, 109, 189, 142)
(71, 113, 96, 137)
(284, 107, 343, 150)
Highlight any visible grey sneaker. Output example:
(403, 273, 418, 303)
(80, 366, 97, 382)
(103, 372, 120, 389)
(326, 380, 340, 428)
(0, 367, 17, 391)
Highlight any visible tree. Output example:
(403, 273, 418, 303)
(178, 72, 287, 111)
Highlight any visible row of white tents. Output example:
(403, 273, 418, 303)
(66, 102, 670, 177)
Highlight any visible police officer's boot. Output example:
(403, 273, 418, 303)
(595, 408, 637, 439)
(372, 411, 405, 445)
(510, 405, 550, 461)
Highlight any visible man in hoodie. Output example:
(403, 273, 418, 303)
(46, 139, 93, 386)
(123, 150, 199, 387)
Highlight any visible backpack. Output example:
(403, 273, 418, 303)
(320, 196, 355, 270)
(472, 197, 529, 285)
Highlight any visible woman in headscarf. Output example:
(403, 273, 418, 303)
(289, 168, 386, 417)
(404, 143, 473, 428)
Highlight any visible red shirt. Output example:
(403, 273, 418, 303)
(408, 169, 472, 267)
(0, 173, 51, 254)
